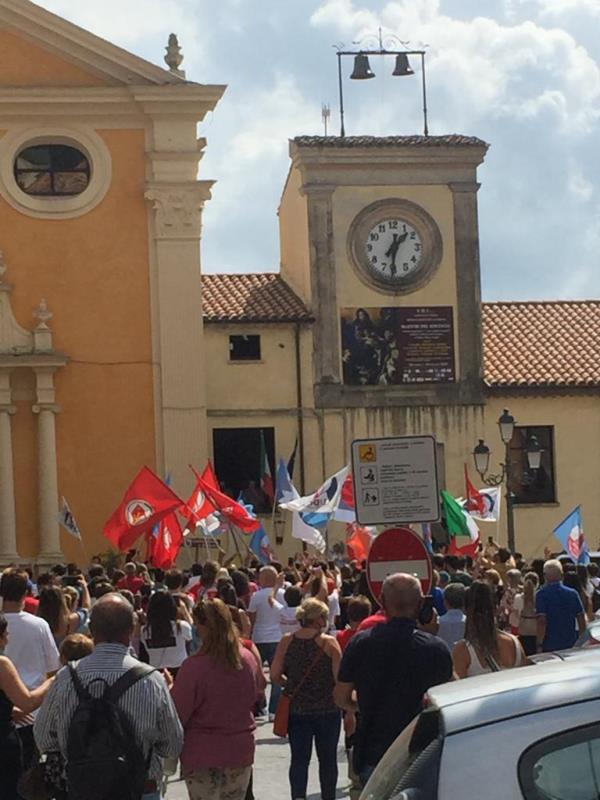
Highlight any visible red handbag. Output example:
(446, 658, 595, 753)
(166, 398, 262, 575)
(273, 646, 325, 737)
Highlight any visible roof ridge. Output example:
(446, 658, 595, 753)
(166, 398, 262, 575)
(484, 299, 600, 306)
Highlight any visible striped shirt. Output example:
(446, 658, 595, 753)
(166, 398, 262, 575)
(33, 642, 183, 782)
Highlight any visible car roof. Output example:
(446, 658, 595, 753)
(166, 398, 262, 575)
(428, 651, 600, 734)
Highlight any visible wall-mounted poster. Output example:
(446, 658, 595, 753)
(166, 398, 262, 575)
(341, 306, 456, 386)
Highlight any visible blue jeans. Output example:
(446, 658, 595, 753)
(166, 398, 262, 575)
(288, 712, 341, 800)
(257, 641, 281, 715)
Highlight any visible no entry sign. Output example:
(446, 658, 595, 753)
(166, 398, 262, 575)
(367, 527, 433, 599)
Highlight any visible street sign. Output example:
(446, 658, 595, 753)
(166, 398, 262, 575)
(367, 526, 433, 599)
(351, 435, 440, 526)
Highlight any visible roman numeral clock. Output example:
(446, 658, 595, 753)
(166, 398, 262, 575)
(347, 199, 442, 293)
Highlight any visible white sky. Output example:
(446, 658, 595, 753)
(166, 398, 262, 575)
(37, 0, 600, 300)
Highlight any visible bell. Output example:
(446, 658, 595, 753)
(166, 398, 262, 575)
(393, 53, 414, 77)
(350, 53, 375, 80)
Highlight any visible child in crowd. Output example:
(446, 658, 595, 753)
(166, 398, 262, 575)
(59, 633, 94, 665)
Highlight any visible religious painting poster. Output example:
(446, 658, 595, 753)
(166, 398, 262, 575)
(341, 306, 456, 386)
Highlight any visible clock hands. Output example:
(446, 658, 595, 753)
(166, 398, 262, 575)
(384, 231, 409, 275)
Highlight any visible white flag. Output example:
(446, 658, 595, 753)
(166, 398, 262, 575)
(292, 512, 326, 553)
(460, 487, 502, 523)
(280, 466, 350, 516)
(57, 497, 81, 540)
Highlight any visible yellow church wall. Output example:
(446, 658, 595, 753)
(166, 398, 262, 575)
(1, 127, 156, 561)
(278, 166, 311, 304)
(0, 28, 111, 87)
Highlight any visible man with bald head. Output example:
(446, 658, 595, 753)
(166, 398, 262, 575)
(249, 565, 286, 719)
(34, 593, 182, 800)
(334, 573, 453, 786)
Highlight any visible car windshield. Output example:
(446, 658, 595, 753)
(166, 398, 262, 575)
(361, 707, 442, 800)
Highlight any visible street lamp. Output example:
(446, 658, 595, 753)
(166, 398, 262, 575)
(335, 28, 429, 137)
(473, 409, 543, 554)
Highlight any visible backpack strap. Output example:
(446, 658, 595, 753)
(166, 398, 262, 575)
(68, 664, 92, 702)
(106, 664, 156, 704)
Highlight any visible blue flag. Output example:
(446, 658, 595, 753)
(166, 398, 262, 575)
(553, 506, 589, 565)
(275, 458, 296, 505)
(238, 497, 274, 565)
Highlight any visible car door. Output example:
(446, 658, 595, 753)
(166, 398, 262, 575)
(437, 699, 600, 800)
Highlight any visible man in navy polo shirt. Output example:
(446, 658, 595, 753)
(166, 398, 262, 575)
(536, 559, 586, 652)
(334, 573, 453, 786)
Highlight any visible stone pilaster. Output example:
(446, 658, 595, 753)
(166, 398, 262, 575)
(302, 184, 340, 387)
(450, 182, 485, 403)
(145, 181, 213, 496)
(33, 366, 62, 565)
(0, 371, 19, 563)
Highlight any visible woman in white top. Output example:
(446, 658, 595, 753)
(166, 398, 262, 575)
(140, 590, 192, 676)
(514, 571, 539, 656)
(453, 580, 526, 678)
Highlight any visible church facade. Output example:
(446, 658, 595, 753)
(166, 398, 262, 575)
(0, 0, 598, 564)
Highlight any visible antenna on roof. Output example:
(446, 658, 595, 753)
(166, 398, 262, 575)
(322, 103, 331, 136)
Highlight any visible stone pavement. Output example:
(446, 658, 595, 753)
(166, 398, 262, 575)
(166, 717, 351, 799)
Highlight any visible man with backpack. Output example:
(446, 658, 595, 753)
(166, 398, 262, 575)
(34, 593, 183, 800)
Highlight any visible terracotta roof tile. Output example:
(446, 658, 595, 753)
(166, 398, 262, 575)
(483, 301, 600, 388)
(202, 276, 600, 388)
(202, 273, 311, 323)
(293, 135, 488, 148)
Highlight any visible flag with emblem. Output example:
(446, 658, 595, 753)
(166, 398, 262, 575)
(57, 497, 82, 541)
(197, 479, 261, 533)
(148, 512, 184, 570)
(183, 463, 219, 533)
(553, 506, 589, 565)
(103, 467, 184, 551)
(280, 465, 350, 516)
(442, 490, 480, 557)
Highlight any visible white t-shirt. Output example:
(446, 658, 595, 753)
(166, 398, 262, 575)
(4, 611, 59, 689)
(328, 591, 341, 633)
(249, 587, 285, 643)
(140, 620, 192, 669)
(278, 605, 300, 635)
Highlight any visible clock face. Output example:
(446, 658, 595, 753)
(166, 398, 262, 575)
(365, 219, 423, 282)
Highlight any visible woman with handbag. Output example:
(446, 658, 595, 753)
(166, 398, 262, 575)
(0, 613, 54, 799)
(271, 598, 342, 800)
(452, 580, 526, 678)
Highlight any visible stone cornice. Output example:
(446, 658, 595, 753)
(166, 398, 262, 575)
(0, 353, 68, 369)
(0, 84, 226, 122)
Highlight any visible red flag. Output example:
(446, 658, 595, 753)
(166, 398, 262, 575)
(346, 523, 374, 562)
(148, 512, 184, 570)
(184, 463, 219, 527)
(464, 464, 485, 516)
(103, 467, 184, 552)
(259, 430, 274, 504)
(197, 478, 261, 532)
(448, 534, 480, 559)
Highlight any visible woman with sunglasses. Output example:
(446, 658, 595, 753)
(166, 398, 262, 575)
(271, 597, 342, 800)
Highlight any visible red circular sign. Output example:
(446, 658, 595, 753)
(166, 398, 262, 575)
(367, 526, 433, 600)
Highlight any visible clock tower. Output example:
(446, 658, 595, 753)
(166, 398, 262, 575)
(279, 135, 489, 410)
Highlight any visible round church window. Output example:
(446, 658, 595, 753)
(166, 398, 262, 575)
(14, 144, 90, 197)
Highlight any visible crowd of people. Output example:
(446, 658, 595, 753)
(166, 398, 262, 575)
(0, 539, 596, 800)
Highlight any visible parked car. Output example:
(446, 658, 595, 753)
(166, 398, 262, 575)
(528, 619, 600, 664)
(360, 655, 600, 799)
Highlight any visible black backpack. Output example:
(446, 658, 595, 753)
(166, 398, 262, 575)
(66, 664, 155, 800)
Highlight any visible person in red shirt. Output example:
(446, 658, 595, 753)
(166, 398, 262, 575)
(116, 563, 145, 594)
(188, 561, 219, 602)
(337, 596, 372, 652)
